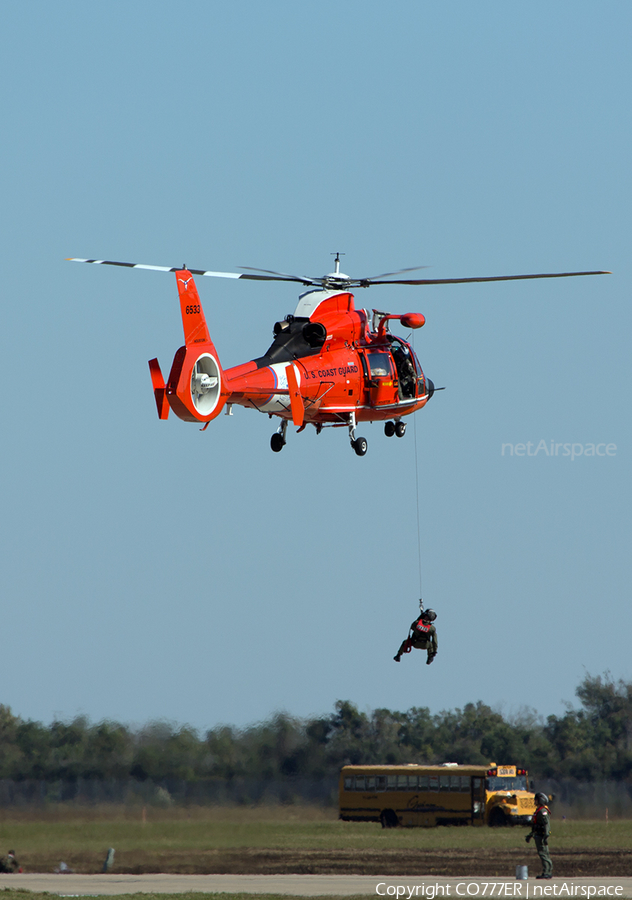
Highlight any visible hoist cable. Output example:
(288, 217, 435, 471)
(411, 333, 423, 598)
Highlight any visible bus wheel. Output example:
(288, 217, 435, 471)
(488, 807, 507, 827)
(380, 809, 398, 829)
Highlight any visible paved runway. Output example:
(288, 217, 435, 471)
(1, 874, 631, 896)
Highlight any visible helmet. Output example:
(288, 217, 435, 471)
(423, 609, 437, 622)
(534, 792, 549, 806)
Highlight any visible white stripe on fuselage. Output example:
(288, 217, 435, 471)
(259, 362, 301, 413)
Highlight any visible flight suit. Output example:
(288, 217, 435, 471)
(395, 616, 438, 664)
(0, 852, 20, 873)
(528, 804, 552, 877)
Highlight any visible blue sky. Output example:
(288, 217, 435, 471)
(0, 0, 629, 733)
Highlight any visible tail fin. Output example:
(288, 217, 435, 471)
(165, 269, 228, 423)
(175, 270, 212, 345)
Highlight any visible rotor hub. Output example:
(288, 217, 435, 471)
(323, 271, 350, 288)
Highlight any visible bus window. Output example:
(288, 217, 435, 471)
(460, 776, 471, 792)
(344, 777, 353, 790)
(429, 775, 439, 791)
(407, 775, 418, 790)
(486, 775, 528, 791)
(387, 775, 397, 790)
(366, 776, 375, 790)
(450, 775, 461, 792)
(376, 776, 386, 791)
(355, 776, 365, 791)
(439, 776, 451, 792)
(397, 775, 408, 790)
(419, 776, 429, 790)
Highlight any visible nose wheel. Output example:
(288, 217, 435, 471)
(395, 420, 406, 438)
(270, 420, 288, 452)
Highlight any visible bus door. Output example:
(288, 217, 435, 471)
(471, 776, 486, 825)
(362, 351, 397, 408)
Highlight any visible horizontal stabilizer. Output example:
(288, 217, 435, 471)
(148, 358, 169, 419)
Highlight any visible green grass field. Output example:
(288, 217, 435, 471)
(0, 806, 629, 860)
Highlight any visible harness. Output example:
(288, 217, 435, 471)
(533, 805, 550, 836)
(400, 617, 434, 655)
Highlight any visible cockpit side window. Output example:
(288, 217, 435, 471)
(367, 353, 392, 377)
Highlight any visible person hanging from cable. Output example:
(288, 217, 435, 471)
(394, 600, 438, 665)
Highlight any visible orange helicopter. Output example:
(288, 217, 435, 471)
(69, 255, 608, 455)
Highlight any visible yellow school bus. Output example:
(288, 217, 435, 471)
(339, 763, 536, 827)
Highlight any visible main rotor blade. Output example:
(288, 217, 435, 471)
(366, 270, 611, 286)
(238, 273, 316, 283)
(68, 259, 611, 291)
(67, 259, 323, 285)
(239, 265, 317, 284)
(361, 265, 429, 281)
(67, 258, 248, 279)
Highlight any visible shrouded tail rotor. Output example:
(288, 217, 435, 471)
(190, 354, 222, 416)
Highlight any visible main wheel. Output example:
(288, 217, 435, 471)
(380, 809, 398, 829)
(270, 433, 285, 452)
(352, 437, 368, 456)
(488, 807, 507, 827)
(395, 421, 406, 438)
(384, 421, 396, 437)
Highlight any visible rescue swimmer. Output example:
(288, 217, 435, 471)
(394, 601, 438, 665)
(526, 792, 553, 878)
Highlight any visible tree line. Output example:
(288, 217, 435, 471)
(0, 673, 630, 785)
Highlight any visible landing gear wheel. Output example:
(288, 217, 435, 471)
(380, 809, 398, 829)
(270, 433, 285, 452)
(395, 421, 406, 438)
(384, 421, 396, 437)
(488, 807, 507, 827)
(352, 437, 368, 456)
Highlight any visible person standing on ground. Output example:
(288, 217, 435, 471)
(526, 792, 552, 879)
